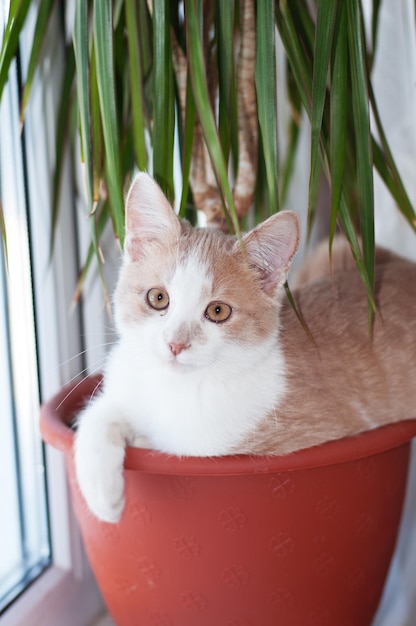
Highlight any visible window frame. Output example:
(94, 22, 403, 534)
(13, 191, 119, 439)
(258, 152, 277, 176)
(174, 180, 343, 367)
(1, 2, 106, 623)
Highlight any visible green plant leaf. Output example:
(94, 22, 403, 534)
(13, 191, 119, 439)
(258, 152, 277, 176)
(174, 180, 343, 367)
(217, 0, 235, 159)
(338, 193, 376, 312)
(279, 116, 301, 209)
(306, 151, 323, 241)
(329, 0, 348, 245)
(73, 0, 104, 288)
(185, 0, 239, 235)
(309, 0, 336, 212)
(179, 70, 196, 218)
(152, 0, 175, 203)
(125, 0, 148, 171)
(50, 44, 75, 257)
(275, 3, 312, 117)
(368, 0, 381, 71)
(0, 199, 7, 267)
(0, 0, 31, 102)
(279, 64, 303, 209)
(284, 281, 316, 346)
(290, 0, 315, 54)
(90, 38, 103, 202)
(73, 0, 93, 208)
(20, 0, 55, 123)
(369, 82, 416, 230)
(138, 0, 152, 81)
(114, 0, 124, 28)
(372, 138, 416, 231)
(346, 0, 375, 309)
(93, 0, 125, 245)
(277, 1, 376, 309)
(256, 0, 279, 213)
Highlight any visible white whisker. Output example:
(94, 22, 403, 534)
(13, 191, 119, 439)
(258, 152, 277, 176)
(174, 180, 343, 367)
(58, 342, 116, 369)
(87, 377, 104, 408)
(55, 358, 108, 413)
(56, 358, 107, 405)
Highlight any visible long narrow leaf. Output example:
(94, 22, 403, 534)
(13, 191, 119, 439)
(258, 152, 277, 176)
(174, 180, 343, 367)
(152, 0, 175, 202)
(114, 0, 124, 28)
(50, 45, 75, 257)
(346, 1, 375, 313)
(369, 81, 416, 229)
(185, 0, 240, 235)
(138, 0, 151, 80)
(73, 0, 104, 287)
(284, 281, 316, 346)
(125, 0, 147, 171)
(217, 0, 235, 159)
(309, 0, 337, 211)
(329, 0, 347, 245)
(306, 151, 323, 240)
(0, 0, 31, 102)
(280, 65, 303, 208)
(73, 0, 93, 208)
(277, 3, 329, 234)
(338, 194, 376, 312)
(290, 1, 315, 55)
(93, 0, 125, 244)
(179, 71, 196, 218)
(0, 199, 7, 267)
(275, 4, 312, 117)
(90, 39, 102, 202)
(20, 0, 55, 122)
(278, 2, 376, 310)
(368, 0, 381, 71)
(372, 139, 416, 231)
(280, 117, 301, 208)
(256, 0, 279, 213)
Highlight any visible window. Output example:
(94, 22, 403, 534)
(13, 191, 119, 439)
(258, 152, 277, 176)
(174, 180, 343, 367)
(0, 2, 104, 623)
(0, 7, 51, 612)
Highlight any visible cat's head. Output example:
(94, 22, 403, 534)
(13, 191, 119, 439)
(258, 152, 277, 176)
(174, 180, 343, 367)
(115, 173, 300, 370)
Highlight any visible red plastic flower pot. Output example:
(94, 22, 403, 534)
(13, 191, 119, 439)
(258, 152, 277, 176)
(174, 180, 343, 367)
(40, 375, 416, 626)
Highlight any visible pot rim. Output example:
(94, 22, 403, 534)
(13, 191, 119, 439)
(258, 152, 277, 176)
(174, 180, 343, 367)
(40, 374, 416, 476)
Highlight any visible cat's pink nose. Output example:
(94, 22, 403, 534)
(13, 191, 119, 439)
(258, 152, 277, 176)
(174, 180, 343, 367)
(169, 342, 189, 356)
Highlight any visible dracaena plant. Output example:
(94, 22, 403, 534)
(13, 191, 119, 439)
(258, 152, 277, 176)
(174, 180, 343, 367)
(0, 0, 415, 307)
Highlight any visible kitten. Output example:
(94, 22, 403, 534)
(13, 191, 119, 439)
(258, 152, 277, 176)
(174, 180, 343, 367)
(75, 173, 416, 522)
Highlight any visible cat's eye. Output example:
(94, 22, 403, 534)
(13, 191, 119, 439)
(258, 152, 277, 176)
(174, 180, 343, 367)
(147, 288, 170, 310)
(205, 302, 232, 323)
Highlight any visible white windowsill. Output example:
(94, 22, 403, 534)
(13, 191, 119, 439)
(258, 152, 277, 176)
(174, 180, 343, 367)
(3, 567, 103, 626)
(89, 613, 116, 626)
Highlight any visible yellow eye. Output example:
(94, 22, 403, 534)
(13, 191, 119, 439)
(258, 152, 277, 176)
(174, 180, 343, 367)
(205, 302, 232, 323)
(147, 288, 170, 310)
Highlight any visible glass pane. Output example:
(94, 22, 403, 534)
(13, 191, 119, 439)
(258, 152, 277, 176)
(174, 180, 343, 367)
(0, 244, 24, 607)
(0, 0, 51, 612)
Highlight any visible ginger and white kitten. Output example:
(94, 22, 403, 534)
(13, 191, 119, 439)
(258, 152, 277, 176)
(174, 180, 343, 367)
(75, 173, 416, 522)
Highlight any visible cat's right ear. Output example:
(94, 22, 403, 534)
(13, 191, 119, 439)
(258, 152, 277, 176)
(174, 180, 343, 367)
(240, 211, 300, 295)
(124, 173, 181, 261)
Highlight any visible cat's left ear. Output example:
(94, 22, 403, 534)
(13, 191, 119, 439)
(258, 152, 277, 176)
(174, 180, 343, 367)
(240, 211, 300, 295)
(124, 172, 181, 261)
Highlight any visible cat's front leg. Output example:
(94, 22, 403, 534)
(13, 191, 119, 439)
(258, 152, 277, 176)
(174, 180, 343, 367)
(74, 394, 131, 523)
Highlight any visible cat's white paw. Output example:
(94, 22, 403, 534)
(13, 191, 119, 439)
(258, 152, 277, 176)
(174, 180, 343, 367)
(77, 458, 125, 523)
(74, 403, 127, 523)
(75, 441, 126, 523)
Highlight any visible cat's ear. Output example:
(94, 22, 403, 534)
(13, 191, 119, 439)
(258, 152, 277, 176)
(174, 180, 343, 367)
(124, 172, 181, 261)
(240, 211, 300, 295)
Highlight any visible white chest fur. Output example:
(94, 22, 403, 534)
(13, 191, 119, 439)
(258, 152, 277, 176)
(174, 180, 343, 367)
(104, 336, 287, 456)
